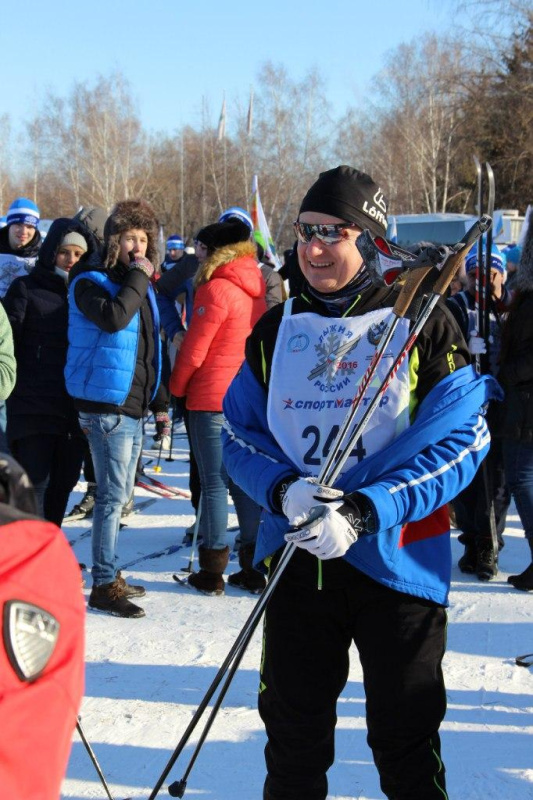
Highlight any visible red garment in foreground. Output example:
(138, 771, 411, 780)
(0, 509, 85, 800)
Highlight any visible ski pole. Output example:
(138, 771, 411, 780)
(180, 494, 202, 575)
(166, 400, 176, 462)
(147, 218, 490, 798)
(76, 717, 132, 800)
(154, 435, 164, 473)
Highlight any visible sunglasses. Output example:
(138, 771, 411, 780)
(293, 221, 356, 245)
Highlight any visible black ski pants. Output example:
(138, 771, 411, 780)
(11, 433, 86, 526)
(260, 550, 448, 800)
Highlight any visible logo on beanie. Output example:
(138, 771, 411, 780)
(362, 188, 387, 231)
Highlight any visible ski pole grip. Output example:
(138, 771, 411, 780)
(392, 265, 435, 318)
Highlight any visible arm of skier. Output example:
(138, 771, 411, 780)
(353, 410, 490, 533)
(2, 277, 28, 350)
(74, 268, 151, 333)
(156, 291, 185, 341)
(222, 359, 301, 513)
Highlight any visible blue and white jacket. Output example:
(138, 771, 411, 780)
(222, 290, 502, 606)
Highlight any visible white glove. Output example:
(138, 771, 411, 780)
(468, 330, 487, 355)
(281, 477, 343, 527)
(284, 501, 360, 560)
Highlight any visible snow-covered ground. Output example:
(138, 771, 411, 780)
(62, 424, 533, 800)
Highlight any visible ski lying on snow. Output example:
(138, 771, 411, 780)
(119, 541, 189, 570)
(136, 476, 191, 499)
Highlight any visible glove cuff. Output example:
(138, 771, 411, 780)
(272, 475, 298, 512)
(336, 493, 376, 536)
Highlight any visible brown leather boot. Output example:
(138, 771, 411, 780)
(88, 579, 145, 618)
(228, 543, 266, 595)
(187, 545, 230, 596)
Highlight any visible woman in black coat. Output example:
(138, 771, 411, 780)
(499, 224, 533, 591)
(2, 217, 100, 525)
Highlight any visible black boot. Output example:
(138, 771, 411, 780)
(228, 543, 266, 595)
(458, 542, 477, 574)
(476, 539, 498, 581)
(508, 563, 533, 591)
(88, 579, 145, 618)
(67, 482, 97, 519)
(187, 546, 229, 596)
(508, 539, 533, 591)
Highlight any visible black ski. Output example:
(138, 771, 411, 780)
(472, 156, 499, 578)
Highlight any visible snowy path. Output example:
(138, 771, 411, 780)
(62, 432, 533, 800)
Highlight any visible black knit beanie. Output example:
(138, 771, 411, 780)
(299, 165, 388, 237)
(195, 219, 251, 253)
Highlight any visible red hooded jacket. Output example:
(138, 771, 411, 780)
(170, 241, 266, 410)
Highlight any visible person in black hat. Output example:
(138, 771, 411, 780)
(221, 165, 499, 799)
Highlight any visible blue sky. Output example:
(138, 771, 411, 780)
(0, 0, 458, 138)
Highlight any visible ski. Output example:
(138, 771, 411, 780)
(136, 476, 191, 499)
(119, 542, 188, 570)
(482, 160, 499, 574)
(515, 652, 533, 668)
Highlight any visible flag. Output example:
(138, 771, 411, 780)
(247, 89, 254, 137)
(518, 205, 532, 248)
(388, 216, 398, 243)
(251, 175, 282, 271)
(217, 96, 226, 141)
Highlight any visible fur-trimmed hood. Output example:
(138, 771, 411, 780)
(103, 199, 160, 268)
(195, 240, 258, 289)
(516, 225, 533, 292)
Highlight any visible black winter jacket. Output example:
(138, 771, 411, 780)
(498, 292, 533, 442)
(2, 218, 100, 443)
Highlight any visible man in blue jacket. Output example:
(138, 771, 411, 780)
(222, 166, 500, 800)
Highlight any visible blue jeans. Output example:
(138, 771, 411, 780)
(503, 439, 533, 545)
(79, 412, 142, 586)
(189, 410, 261, 550)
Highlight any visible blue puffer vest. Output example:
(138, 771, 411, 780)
(65, 271, 161, 405)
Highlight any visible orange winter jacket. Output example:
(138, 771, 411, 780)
(170, 241, 266, 410)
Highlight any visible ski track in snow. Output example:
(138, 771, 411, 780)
(62, 432, 533, 800)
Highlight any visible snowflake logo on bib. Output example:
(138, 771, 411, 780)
(307, 328, 360, 388)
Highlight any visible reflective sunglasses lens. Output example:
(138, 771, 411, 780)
(293, 222, 345, 244)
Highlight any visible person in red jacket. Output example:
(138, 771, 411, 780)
(170, 218, 267, 595)
(0, 453, 85, 800)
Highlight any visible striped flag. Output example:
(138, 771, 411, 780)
(251, 175, 282, 271)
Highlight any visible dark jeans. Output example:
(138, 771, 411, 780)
(11, 432, 86, 526)
(454, 437, 509, 548)
(260, 550, 448, 800)
(189, 410, 260, 549)
(503, 438, 533, 547)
